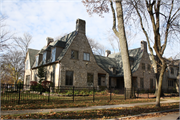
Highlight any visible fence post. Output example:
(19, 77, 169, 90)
(93, 87, 95, 102)
(110, 86, 111, 101)
(73, 86, 74, 102)
(124, 88, 126, 100)
(48, 86, 50, 102)
(18, 86, 20, 104)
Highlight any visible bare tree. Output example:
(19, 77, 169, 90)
(107, 29, 134, 53)
(129, 0, 180, 107)
(13, 33, 32, 58)
(82, 0, 132, 98)
(88, 37, 105, 56)
(0, 14, 14, 52)
(0, 49, 24, 84)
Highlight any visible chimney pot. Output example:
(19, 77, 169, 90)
(105, 50, 111, 57)
(141, 40, 147, 52)
(76, 19, 86, 34)
(46, 37, 54, 46)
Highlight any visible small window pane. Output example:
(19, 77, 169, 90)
(87, 73, 93, 86)
(52, 48, 56, 62)
(142, 63, 145, 70)
(171, 68, 174, 74)
(43, 52, 47, 64)
(150, 79, 153, 89)
(71, 50, 78, 59)
(140, 78, 144, 89)
(36, 55, 39, 67)
(148, 64, 151, 71)
(84, 53, 90, 61)
(66, 71, 73, 85)
(26, 60, 28, 70)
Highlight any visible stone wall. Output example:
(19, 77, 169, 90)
(59, 32, 108, 87)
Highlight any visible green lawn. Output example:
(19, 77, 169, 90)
(1, 92, 157, 110)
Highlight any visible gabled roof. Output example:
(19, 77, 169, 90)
(95, 48, 144, 77)
(28, 48, 39, 68)
(32, 30, 78, 68)
(94, 55, 117, 76)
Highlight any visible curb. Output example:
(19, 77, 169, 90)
(118, 109, 179, 120)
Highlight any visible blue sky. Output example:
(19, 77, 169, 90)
(1, 0, 179, 58)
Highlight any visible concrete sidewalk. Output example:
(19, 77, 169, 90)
(1, 99, 180, 116)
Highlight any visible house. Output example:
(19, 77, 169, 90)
(24, 18, 179, 92)
(162, 58, 180, 92)
(95, 41, 156, 89)
(24, 19, 109, 88)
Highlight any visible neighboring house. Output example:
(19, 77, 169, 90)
(24, 18, 179, 92)
(24, 19, 109, 87)
(95, 41, 156, 89)
(24, 49, 39, 85)
(162, 58, 180, 92)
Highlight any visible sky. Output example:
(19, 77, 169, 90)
(1, 0, 180, 58)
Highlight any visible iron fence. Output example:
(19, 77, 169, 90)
(1, 84, 178, 105)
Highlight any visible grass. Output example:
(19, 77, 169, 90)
(1, 102, 179, 119)
(1, 92, 158, 110)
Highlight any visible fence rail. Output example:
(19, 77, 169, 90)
(1, 84, 178, 105)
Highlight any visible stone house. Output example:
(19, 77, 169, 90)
(24, 18, 179, 91)
(95, 41, 156, 90)
(24, 19, 109, 87)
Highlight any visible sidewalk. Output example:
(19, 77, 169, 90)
(1, 99, 180, 116)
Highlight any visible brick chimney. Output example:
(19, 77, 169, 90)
(105, 50, 111, 57)
(76, 19, 86, 34)
(141, 40, 147, 52)
(46, 37, 54, 46)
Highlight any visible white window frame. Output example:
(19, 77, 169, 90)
(52, 47, 56, 62)
(43, 52, 47, 64)
(84, 52, 90, 61)
(36, 55, 39, 67)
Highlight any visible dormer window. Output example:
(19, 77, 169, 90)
(52, 48, 56, 62)
(36, 55, 39, 67)
(171, 67, 174, 74)
(43, 52, 47, 64)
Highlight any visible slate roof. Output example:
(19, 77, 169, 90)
(95, 48, 144, 77)
(28, 49, 39, 68)
(32, 30, 77, 68)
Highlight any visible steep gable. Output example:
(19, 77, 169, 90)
(28, 48, 39, 68)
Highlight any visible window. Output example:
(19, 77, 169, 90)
(168, 79, 174, 87)
(140, 78, 144, 89)
(26, 60, 28, 70)
(171, 68, 174, 74)
(177, 68, 179, 76)
(98, 77, 101, 86)
(36, 55, 39, 67)
(26, 75, 30, 85)
(142, 63, 145, 70)
(84, 53, 90, 61)
(43, 52, 47, 64)
(150, 79, 153, 89)
(71, 50, 78, 59)
(87, 73, 93, 86)
(52, 48, 56, 62)
(66, 71, 73, 85)
(148, 64, 151, 71)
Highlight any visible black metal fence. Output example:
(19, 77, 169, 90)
(1, 84, 178, 105)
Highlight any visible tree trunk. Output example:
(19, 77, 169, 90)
(116, 1, 132, 98)
(156, 60, 166, 107)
